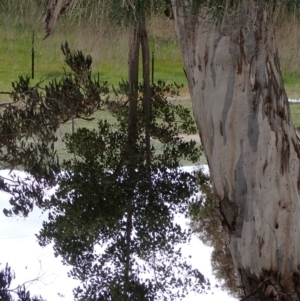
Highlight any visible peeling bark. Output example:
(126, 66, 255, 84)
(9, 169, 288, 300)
(172, 1, 300, 299)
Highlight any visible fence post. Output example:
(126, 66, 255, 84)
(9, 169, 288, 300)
(151, 51, 154, 84)
(31, 30, 35, 79)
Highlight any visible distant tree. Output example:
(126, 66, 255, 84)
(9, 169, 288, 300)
(2, 44, 207, 300)
(35, 50, 207, 301)
(41, 3, 208, 299)
(0, 263, 45, 301)
(0, 0, 209, 298)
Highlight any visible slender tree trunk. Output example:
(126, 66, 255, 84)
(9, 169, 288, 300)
(172, 1, 300, 299)
(128, 25, 139, 158)
(124, 25, 140, 298)
(113, 26, 140, 180)
(140, 19, 152, 200)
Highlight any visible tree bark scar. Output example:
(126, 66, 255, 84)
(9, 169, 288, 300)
(204, 45, 209, 72)
(276, 107, 284, 119)
(237, 28, 246, 75)
(252, 95, 257, 112)
(183, 67, 187, 80)
(273, 52, 281, 74)
(280, 134, 290, 175)
(291, 137, 300, 159)
(263, 96, 272, 117)
(252, 79, 259, 92)
(263, 159, 268, 174)
(220, 196, 240, 236)
(211, 114, 215, 152)
(258, 236, 265, 258)
(220, 120, 223, 137)
(198, 54, 202, 72)
(298, 175, 300, 194)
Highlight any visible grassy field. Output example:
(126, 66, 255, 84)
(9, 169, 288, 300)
(0, 4, 184, 95)
(0, 2, 300, 97)
(1, 2, 300, 165)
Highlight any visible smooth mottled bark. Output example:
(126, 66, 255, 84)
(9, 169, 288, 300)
(172, 1, 300, 299)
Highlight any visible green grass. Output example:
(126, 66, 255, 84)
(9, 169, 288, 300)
(290, 103, 300, 130)
(0, 4, 299, 99)
(283, 74, 300, 99)
(1, 5, 300, 166)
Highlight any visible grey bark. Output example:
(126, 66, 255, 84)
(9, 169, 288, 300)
(172, 1, 300, 299)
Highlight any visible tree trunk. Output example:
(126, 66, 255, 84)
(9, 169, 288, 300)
(140, 19, 153, 200)
(124, 25, 140, 297)
(128, 25, 139, 157)
(172, 1, 300, 299)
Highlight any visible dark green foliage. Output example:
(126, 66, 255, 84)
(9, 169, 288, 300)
(0, 263, 45, 301)
(2, 42, 109, 217)
(2, 43, 207, 300)
(36, 64, 206, 300)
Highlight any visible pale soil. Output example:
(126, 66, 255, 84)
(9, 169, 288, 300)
(179, 134, 201, 144)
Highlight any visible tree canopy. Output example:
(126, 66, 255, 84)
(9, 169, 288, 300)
(1, 42, 208, 300)
(36, 46, 207, 301)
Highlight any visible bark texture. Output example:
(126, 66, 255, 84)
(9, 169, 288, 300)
(172, 1, 300, 299)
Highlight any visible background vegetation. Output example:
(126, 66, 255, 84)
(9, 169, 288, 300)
(0, 1, 182, 93)
(1, 1, 300, 91)
(1, 0, 300, 150)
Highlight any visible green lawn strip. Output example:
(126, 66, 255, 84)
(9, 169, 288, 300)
(283, 74, 300, 99)
(290, 103, 300, 131)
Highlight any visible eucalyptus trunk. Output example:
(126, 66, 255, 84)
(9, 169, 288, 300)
(172, 1, 300, 299)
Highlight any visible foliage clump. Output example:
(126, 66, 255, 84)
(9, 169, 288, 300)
(1, 42, 109, 217)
